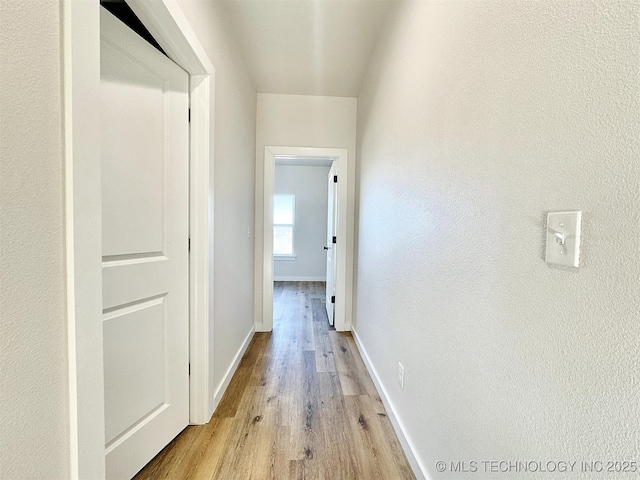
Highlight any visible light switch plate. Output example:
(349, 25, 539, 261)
(545, 211, 582, 267)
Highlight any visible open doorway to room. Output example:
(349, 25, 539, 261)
(261, 146, 351, 333)
(272, 158, 335, 331)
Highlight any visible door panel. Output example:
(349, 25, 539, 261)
(103, 297, 166, 443)
(101, 53, 166, 257)
(101, 8, 189, 479)
(326, 163, 338, 325)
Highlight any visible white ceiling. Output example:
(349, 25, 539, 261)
(218, 0, 400, 97)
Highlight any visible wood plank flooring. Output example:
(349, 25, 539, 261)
(135, 281, 415, 480)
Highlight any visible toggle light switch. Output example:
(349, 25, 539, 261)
(545, 211, 582, 267)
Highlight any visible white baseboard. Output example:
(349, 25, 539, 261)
(351, 328, 429, 480)
(273, 276, 325, 282)
(212, 326, 255, 411)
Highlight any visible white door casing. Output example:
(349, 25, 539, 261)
(325, 162, 338, 325)
(261, 146, 350, 332)
(101, 8, 189, 479)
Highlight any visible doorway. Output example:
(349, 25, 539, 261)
(261, 146, 351, 333)
(64, 1, 213, 476)
(272, 158, 335, 327)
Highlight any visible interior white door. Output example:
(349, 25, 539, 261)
(325, 163, 338, 325)
(100, 8, 189, 479)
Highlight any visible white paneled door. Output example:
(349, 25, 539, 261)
(325, 163, 338, 326)
(100, 8, 189, 479)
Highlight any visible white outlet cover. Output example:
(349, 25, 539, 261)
(545, 211, 581, 268)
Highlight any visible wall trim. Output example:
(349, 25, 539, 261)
(274, 254, 297, 261)
(63, 2, 105, 477)
(351, 328, 429, 480)
(274, 276, 326, 282)
(213, 326, 255, 409)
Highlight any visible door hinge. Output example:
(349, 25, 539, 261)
(188, 363, 191, 375)
(188, 108, 191, 123)
(332, 236, 337, 244)
(333, 175, 338, 183)
(331, 295, 335, 304)
(188, 238, 191, 251)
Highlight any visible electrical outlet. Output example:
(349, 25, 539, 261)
(398, 362, 405, 389)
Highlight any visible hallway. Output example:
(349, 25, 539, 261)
(135, 282, 415, 479)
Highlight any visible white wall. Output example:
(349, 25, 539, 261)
(0, 1, 70, 478)
(355, 2, 640, 479)
(255, 94, 357, 327)
(274, 165, 330, 281)
(175, 0, 257, 404)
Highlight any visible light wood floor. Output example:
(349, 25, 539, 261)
(135, 281, 415, 480)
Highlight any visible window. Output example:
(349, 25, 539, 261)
(273, 195, 295, 256)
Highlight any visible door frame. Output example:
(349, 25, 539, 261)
(63, 1, 214, 477)
(261, 146, 350, 332)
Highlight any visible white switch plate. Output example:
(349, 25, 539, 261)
(398, 362, 405, 389)
(545, 211, 582, 267)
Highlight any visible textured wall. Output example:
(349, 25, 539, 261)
(355, 1, 640, 478)
(175, 0, 257, 399)
(255, 93, 357, 327)
(274, 165, 331, 280)
(0, 1, 70, 478)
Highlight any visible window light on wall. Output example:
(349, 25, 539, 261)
(273, 194, 295, 255)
